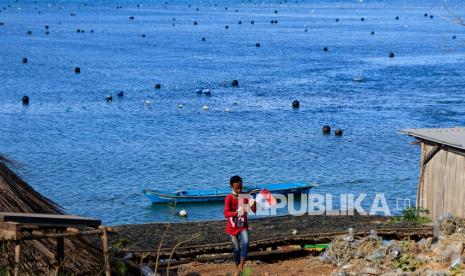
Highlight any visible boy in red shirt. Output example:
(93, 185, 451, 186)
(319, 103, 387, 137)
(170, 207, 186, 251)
(224, 175, 256, 274)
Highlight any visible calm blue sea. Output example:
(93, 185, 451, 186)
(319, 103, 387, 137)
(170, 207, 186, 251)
(1, 0, 464, 225)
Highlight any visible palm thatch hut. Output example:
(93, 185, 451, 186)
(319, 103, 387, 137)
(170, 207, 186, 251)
(402, 128, 465, 219)
(0, 154, 104, 274)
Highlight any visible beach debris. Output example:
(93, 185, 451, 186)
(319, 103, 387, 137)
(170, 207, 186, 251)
(202, 104, 209, 111)
(154, 83, 161, 89)
(322, 125, 331, 135)
(231, 79, 239, 87)
(389, 52, 395, 58)
(224, 108, 230, 112)
(22, 95, 30, 105)
(22, 57, 28, 64)
(145, 99, 153, 105)
(344, 228, 354, 242)
(178, 209, 188, 217)
(335, 128, 343, 136)
(105, 95, 112, 102)
(292, 229, 298, 235)
(141, 265, 155, 276)
(292, 100, 300, 109)
(202, 88, 211, 95)
(74, 66, 81, 73)
(177, 104, 184, 108)
(117, 91, 124, 97)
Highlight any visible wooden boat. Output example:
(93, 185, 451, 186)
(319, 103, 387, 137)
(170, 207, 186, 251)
(143, 182, 317, 204)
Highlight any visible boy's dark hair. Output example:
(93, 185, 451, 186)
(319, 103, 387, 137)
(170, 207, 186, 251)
(230, 175, 242, 186)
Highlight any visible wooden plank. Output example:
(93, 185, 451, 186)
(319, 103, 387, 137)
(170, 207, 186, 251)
(99, 226, 111, 276)
(0, 212, 101, 228)
(14, 242, 21, 276)
(0, 229, 22, 241)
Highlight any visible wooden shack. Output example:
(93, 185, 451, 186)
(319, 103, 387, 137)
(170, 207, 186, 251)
(402, 128, 465, 219)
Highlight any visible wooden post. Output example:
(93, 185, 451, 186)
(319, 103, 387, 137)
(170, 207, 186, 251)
(55, 236, 64, 275)
(14, 242, 21, 276)
(99, 226, 111, 276)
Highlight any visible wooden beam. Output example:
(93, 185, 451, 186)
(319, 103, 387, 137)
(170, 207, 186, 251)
(14, 242, 21, 276)
(99, 226, 111, 276)
(0, 212, 101, 228)
(423, 145, 441, 167)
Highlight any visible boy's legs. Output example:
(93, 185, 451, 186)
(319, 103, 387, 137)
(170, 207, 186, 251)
(229, 235, 241, 268)
(238, 230, 249, 271)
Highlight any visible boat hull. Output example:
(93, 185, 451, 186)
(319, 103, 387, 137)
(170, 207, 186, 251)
(143, 183, 316, 204)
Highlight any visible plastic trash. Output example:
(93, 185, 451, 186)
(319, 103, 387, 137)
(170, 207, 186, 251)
(368, 229, 378, 239)
(344, 228, 354, 242)
(319, 253, 331, 263)
(450, 253, 463, 269)
(436, 212, 453, 223)
(141, 266, 155, 276)
(123, 252, 133, 260)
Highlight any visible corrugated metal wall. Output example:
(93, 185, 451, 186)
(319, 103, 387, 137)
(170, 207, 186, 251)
(418, 143, 465, 218)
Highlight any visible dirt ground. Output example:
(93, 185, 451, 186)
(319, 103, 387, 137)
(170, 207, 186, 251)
(177, 257, 335, 276)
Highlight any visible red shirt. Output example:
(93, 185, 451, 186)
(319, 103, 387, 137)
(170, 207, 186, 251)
(224, 193, 256, 236)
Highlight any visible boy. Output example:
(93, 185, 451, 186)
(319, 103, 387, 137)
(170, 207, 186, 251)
(224, 175, 256, 275)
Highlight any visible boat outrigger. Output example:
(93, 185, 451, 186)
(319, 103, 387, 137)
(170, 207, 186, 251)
(143, 182, 317, 204)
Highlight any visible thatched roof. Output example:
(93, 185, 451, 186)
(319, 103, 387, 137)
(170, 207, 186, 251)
(0, 154, 104, 274)
(0, 155, 62, 214)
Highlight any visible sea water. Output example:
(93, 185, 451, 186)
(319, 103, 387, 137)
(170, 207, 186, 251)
(1, 0, 464, 224)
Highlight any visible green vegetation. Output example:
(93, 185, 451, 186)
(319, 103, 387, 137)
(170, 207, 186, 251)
(389, 207, 431, 224)
(394, 254, 422, 271)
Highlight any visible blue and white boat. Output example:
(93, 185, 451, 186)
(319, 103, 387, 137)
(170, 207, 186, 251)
(143, 182, 317, 204)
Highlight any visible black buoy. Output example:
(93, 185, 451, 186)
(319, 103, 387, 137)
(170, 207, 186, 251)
(232, 79, 239, 86)
(395, 16, 399, 20)
(22, 95, 29, 105)
(292, 100, 300, 109)
(430, 15, 433, 19)
(117, 91, 124, 97)
(335, 18, 339, 22)
(335, 128, 343, 136)
(129, 16, 134, 20)
(255, 42, 261, 47)
(323, 47, 328, 52)
(201, 37, 206, 41)
(45, 25, 49, 29)
(22, 57, 28, 64)
(424, 13, 428, 17)
(304, 29, 308, 32)
(322, 125, 331, 135)
(45, 31, 49, 35)
(225, 25, 229, 29)
(251, 20, 254, 24)
(453, 35, 457, 39)
(193, 21, 198, 25)
(106, 95, 113, 102)
(389, 52, 395, 58)
(141, 34, 146, 37)
(76, 28, 81, 33)
(274, 10, 278, 14)
(0, 22, 4, 26)
(27, 30, 32, 35)
(154, 83, 161, 89)
(371, 31, 375, 35)
(238, 20, 242, 24)
(361, 17, 365, 21)
(74, 66, 81, 73)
